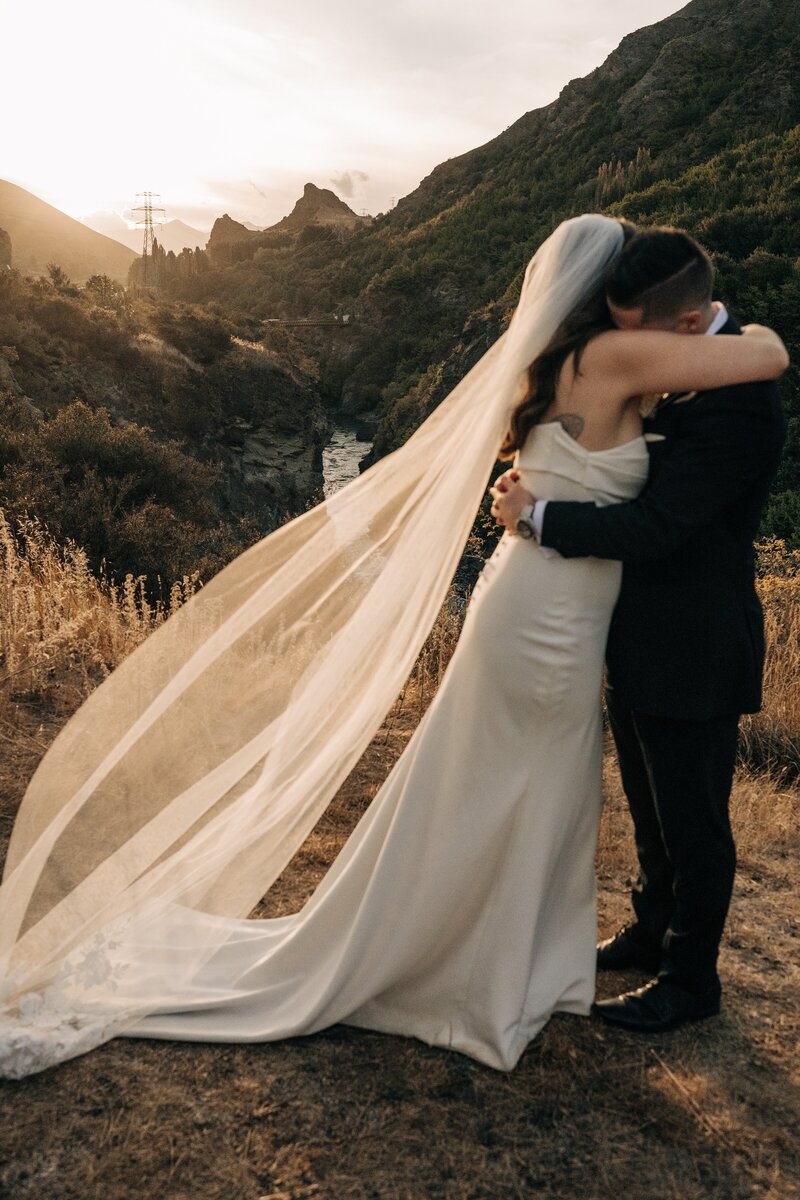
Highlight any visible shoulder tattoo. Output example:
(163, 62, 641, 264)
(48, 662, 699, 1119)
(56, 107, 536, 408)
(550, 412, 585, 441)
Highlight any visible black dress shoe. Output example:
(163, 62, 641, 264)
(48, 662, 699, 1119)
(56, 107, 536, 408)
(592, 978, 721, 1033)
(596, 925, 662, 974)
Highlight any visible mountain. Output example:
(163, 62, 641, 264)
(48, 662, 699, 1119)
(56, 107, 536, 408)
(1, 0, 798, 564)
(206, 184, 368, 252)
(82, 215, 209, 255)
(154, 0, 799, 368)
(155, 219, 209, 253)
(207, 213, 258, 249)
(0, 181, 137, 283)
(140, 0, 800, 537)
(343, 0, 799, 420)
(268, 182, 370, 235)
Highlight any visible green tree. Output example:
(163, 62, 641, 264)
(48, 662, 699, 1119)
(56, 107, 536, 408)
(46, 262, 78, 295)
(83, 274, 127, 312)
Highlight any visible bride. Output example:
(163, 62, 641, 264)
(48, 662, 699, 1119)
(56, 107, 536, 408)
(0, 215, 787, 1079)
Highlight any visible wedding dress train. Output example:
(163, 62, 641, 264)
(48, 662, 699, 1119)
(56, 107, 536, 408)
(120, 422, 648, 1071)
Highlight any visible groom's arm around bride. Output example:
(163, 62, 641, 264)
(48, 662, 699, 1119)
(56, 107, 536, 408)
(513, 227, 786, 1032)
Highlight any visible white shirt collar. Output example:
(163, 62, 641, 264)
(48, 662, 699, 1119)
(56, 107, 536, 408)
(706, 302, 729, 336)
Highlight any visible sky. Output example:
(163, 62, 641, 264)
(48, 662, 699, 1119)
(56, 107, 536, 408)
(1, 0, 686, 235)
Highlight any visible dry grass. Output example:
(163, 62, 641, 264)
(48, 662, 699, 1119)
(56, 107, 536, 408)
(1, 708, 798, 1200)
(739, 539, 800, 781)
(1, 525, 799, 1199)
(0, 510, 198, 709)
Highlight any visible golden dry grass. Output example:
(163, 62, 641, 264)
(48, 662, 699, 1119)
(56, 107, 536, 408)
(0, 522, 799, 1199)
(0, 510, 197, 709)
(739, 539, 800, 780)
(1, 706, 798, 1200)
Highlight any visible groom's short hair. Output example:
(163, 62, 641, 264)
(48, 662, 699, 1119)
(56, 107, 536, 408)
(606, 227, 714, 320)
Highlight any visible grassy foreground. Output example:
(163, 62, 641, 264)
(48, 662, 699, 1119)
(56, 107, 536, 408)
(0, 517, 798, 1199)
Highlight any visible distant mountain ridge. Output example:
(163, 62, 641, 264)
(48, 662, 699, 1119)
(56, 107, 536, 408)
(207, 183, 368, 252)
(0, 180, 137, 283)
(81, 215, 210, 256)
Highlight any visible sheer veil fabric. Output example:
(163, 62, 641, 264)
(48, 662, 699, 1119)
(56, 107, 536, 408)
(0, 214, 625, 1078)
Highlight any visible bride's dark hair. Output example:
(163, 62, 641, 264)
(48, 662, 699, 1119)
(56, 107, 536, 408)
(499, 218, 637, 460)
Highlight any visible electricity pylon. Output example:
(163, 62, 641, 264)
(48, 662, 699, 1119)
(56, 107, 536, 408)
(132, 191, 165, 286)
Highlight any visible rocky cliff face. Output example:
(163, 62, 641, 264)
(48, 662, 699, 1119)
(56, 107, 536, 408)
(0, 228, 10, 270)
(202, 338, 328, 524)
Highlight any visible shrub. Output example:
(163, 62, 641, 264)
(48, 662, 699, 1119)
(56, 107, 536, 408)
(149, 303, 232, 364)
(0, 398, 220, 582)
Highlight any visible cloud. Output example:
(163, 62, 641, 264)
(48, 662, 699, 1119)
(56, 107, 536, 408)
(248, 180, 271, 204)
(329, 170, 370, 199)
(2, 0, 686, 225)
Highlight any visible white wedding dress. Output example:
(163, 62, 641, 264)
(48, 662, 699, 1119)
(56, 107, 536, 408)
(119, 422, 648, 1071)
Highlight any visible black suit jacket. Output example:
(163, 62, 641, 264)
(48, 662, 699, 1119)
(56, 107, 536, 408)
(540, 315, 786, 720)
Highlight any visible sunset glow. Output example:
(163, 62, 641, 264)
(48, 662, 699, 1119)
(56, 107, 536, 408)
(2, 0, 685, 229)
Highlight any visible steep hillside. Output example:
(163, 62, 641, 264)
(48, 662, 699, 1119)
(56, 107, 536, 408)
(0, 264, 328, 583)
(335, 0, 799, 419)
(120, 0, 800, 546)
(145, 0, 798, 413)
(0, 180, 137, 283)
(368, 125, 800, 489)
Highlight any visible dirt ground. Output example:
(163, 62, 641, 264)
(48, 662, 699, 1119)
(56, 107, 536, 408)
(0, 704, 798, 1200)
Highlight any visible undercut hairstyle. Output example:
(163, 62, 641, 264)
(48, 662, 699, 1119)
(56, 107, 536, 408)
(605, 227, 714, 321)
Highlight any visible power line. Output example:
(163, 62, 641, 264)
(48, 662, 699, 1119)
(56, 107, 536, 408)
(132, 191, 165, 286)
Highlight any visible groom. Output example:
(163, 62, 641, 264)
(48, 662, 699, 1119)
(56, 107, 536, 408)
(491, 226, 786, 1032)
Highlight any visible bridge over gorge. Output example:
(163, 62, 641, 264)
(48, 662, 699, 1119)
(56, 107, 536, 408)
(262, 315, 353, 328)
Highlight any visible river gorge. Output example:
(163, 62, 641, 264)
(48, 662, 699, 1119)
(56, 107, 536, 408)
(322, 414, 372, 498)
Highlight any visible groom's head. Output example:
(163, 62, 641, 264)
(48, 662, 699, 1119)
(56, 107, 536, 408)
(605, 227, 715, 334)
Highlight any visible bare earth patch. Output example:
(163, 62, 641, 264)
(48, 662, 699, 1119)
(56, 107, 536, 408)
(1, 703, 798, 1200)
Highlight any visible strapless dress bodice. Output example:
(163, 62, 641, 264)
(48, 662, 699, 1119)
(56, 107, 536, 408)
(513, 421, 649, 506)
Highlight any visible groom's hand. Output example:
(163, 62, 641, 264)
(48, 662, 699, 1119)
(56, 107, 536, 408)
(490, 470, 535, 532)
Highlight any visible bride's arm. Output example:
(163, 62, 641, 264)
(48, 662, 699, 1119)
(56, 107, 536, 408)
(591, 325, 789, 399)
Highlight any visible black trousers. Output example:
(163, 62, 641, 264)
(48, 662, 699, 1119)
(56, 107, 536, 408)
(605, 686, 741, 992)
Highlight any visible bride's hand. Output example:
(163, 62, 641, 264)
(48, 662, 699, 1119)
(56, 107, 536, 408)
(490, 470, 535, 532)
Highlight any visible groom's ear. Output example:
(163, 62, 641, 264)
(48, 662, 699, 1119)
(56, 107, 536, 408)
(674, 309, 704, 335)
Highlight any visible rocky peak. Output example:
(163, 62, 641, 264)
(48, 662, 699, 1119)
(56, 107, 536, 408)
(207, 213, 256, 249)
(268, 183, 367, 233)
(207, 186, 368, 250)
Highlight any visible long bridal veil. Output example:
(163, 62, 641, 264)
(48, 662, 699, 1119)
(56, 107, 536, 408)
(0, 214, 625, 1078)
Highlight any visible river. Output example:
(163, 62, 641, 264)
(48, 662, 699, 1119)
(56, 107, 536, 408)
(322, 415, 372, 498)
